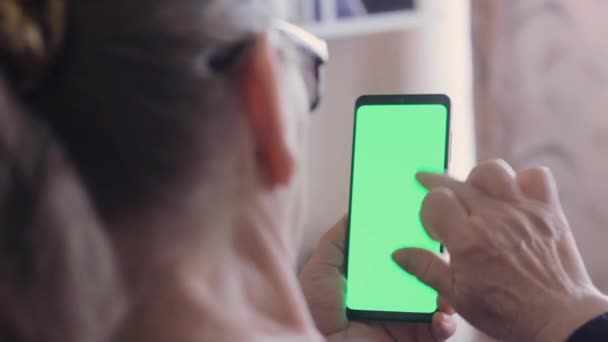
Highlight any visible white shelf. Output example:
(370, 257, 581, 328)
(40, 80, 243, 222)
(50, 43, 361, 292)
(303, 11, 427, 40)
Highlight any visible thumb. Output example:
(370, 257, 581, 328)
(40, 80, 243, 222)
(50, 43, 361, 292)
(308, 215, 348, 270)
(392, 248, 452, 297)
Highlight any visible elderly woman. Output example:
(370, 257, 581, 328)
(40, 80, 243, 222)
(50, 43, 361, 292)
(7, 0, 603, 341)
(0, 0, 456, 341)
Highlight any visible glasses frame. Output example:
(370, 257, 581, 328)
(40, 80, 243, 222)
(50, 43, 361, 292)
(208, 20, 328, 111)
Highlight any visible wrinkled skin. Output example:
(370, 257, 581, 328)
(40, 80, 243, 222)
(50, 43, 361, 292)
(394, 160, 608, 342)
(299, 217, 457, 342)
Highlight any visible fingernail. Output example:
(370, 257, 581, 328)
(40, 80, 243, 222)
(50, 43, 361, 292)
(415, 170, 432, 177)
(437, 312, 455, 340)
(432, 314, 449, 341)
(392, 250, 406, 265)
(538, 166, 552, 176)
(415, 171, 440, 187)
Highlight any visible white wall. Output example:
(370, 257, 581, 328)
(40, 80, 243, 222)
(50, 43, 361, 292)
(301, 1, 478, 340)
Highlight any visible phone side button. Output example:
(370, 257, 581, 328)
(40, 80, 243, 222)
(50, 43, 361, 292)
(448, 131, 452, 164)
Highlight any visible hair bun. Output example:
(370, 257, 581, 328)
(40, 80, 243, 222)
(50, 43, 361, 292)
(0, 0, 66, 93)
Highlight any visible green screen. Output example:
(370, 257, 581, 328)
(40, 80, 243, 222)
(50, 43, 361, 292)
(346, 103, 448, 314)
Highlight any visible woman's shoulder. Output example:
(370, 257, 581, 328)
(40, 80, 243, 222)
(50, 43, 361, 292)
(0, 78, 125, 342)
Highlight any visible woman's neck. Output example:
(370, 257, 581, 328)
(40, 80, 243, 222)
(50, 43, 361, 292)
(109, 190, 321, 342)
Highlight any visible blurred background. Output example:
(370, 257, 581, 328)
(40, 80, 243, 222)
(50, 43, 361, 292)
(288, 0, 608, 340)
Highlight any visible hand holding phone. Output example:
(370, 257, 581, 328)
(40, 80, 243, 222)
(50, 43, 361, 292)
(299, 216, 457, 341)
(345, 94, 451, 322)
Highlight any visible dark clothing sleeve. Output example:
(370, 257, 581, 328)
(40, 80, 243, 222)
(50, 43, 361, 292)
(568, 313, 608, 342)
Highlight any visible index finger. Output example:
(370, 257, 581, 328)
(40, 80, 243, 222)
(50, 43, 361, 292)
(420, 187, 470, 246)
(416, 172, 481, 214)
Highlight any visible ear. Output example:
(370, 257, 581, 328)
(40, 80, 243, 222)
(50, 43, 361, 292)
(235, 33, 294, 188)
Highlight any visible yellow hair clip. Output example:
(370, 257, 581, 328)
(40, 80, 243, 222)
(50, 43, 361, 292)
(0, 0, 67, 92)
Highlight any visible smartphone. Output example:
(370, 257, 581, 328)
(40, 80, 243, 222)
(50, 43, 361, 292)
(345, 94, 451, 322)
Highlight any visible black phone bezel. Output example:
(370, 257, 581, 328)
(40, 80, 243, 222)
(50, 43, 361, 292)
(345, 94, 451, 323)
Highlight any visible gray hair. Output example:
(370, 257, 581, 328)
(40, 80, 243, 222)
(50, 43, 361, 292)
(201, 0, 281, 41)
(193, 0, 283, 75)
(0, 0, 283, 341)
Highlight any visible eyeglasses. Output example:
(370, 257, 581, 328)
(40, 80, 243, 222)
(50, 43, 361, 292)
(208, 20, 328, 112)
